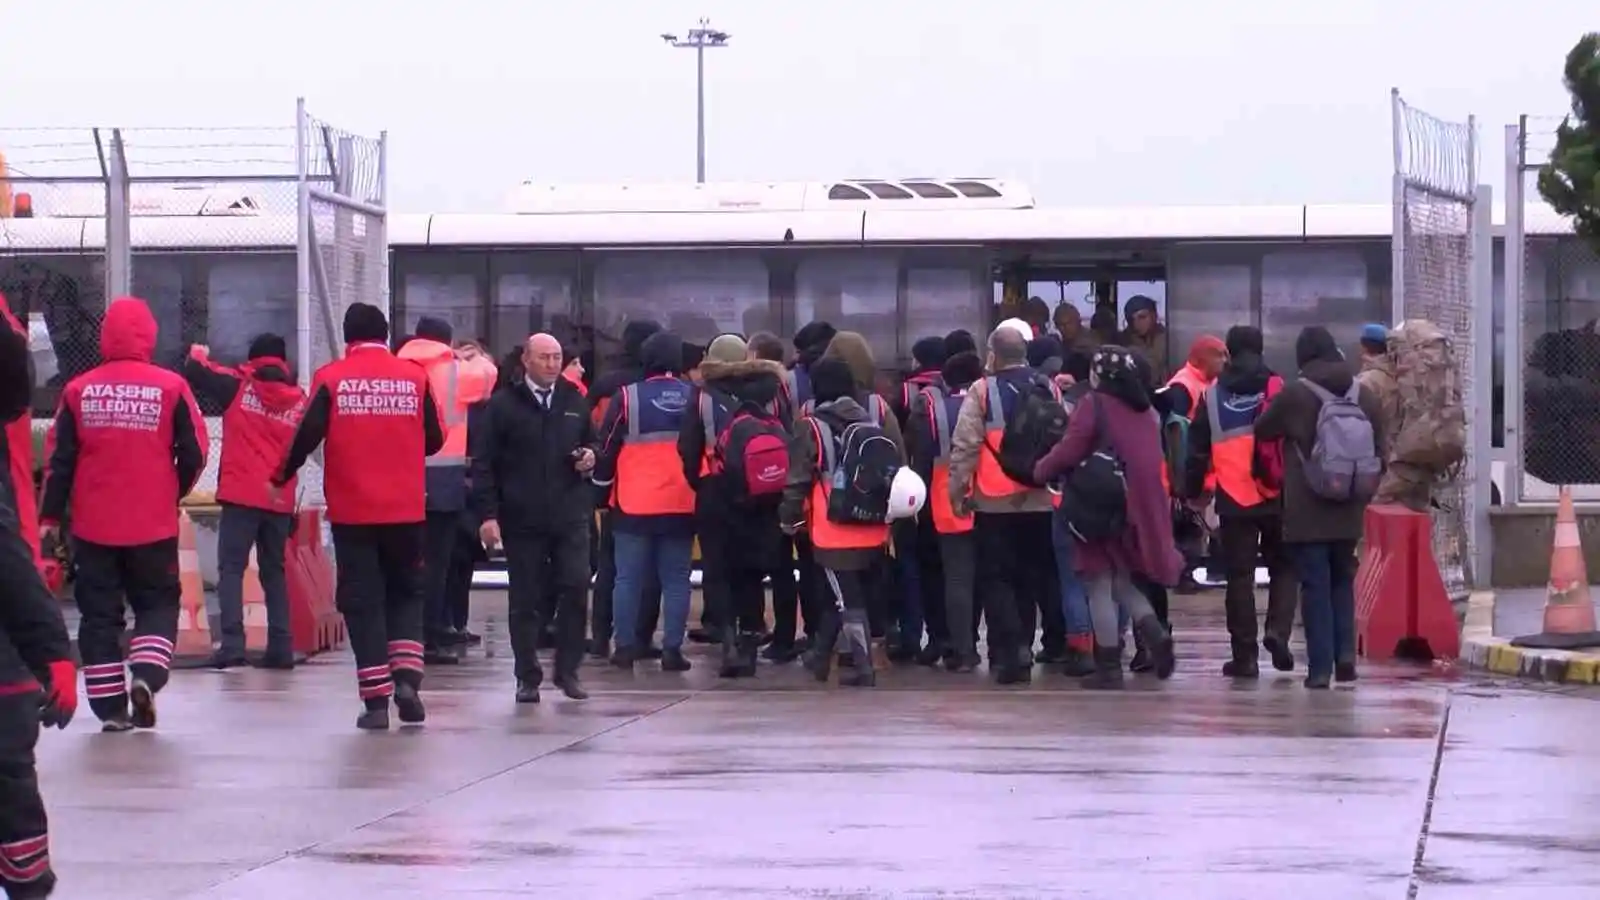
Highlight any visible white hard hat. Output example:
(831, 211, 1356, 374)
(887, 467, 927, 521)
(996, 317, 1034, 341)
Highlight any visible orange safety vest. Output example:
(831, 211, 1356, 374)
(1203, 382, 1280, 507)
(614, 378, 697, 516)
(398, 340, 497, 466)
(923, 384, 974, 534)
(975, 369, 1057, 498)
(805, 417, 891, 551)
(1159, 363, 1211, 496)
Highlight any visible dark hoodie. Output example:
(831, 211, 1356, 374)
(892, 335, 947, 429)
(785, 321, 838, 410)
(42, 298, 208, 546)
(780, 395, 886, 572)
(1254, 326, 1387, 544)
(1184, 326, 1282, 516)
(590, 319, 663, 425)
(593, 332, 694, 536)
(184, 343, 308, 514)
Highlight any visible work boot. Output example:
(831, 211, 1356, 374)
(840, 611, 876, 688)
(1262, 635, 1296, 672)
(1335, 660, 1359, 684)
(1035, 645, 1068, 666)
(460, 628, 483, 646)
(515, 680, 541, 704)
(394, 682, 426, 724)
(129, 679, 157, 729)
(993, 645, 1033, 685)
(553, 675, 589, 700)
(254, 646, 296, 670)
(1134, 615, 1176, 680)
(661, 647, 692, 672)
(736, 632, 761, 678)
(423, 643, 462, 666)
(1060, 645, 1096, 677)
(356, 706, 390, 731)
(803, 611, 844, 682)
(717, 627, 744, 679)
(761, 641, 801, 664)
(101, 713, 135, 733)
(1222, 656, 1260, 679)
(209, 649, 248, 670)
(1082, 645, 1125, 690)
(610, 646, 636, 671)
(945, 652, 980, 674)
(1304, 671, 1333, 690)
(915, 640, 946, 667)
(637, 644, 664, 661)
(5, 867, 55, 899)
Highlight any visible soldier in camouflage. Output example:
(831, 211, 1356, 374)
(1371, 320, 1467, 512)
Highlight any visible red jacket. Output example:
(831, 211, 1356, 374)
(184, 349, 306, 514)
(276, 342, 444, 525)
(41, 298, 209, 547)
(0, 295, 40, 568)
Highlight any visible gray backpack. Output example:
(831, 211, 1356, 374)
(1300, 381, 1382, 502)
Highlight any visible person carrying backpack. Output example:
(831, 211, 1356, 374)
(677, 334, 791, 678)
(780, 358, 903, 689)
(1254, 326, 1387, 690)
(1375, 319, 1467, 512)
(1184, 325, 1297, 680)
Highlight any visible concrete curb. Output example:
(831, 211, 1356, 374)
(1458, 590, 1600, 685)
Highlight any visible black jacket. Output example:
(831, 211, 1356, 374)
(470, 377, 596, 534)
(588, 320, 663, 420)
(1185, 353, 1280, 517)
(677, 357, 788, 568)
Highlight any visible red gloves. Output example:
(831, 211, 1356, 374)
(39, 659, 77, 729)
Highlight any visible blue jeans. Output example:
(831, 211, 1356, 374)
(1290, 540, 1358, 677)
(1052, 512, 1122, 641)
(613, 531, 694, 652)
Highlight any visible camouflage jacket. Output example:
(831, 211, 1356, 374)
(1355, 354, 1402, 455)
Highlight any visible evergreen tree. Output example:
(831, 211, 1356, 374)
(1538, 33, 1600, 250)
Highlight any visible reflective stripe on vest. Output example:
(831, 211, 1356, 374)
(698, 391, 718, 475)
(422, 356, 463, 467)
(926, 386, 973, 534)
(1204, 385, 1276, 506)
(806, 417, 891, 550)
(615, 380, 696, 516)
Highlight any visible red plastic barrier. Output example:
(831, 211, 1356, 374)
(1354, 504, 1459, 662)
(286, 509, 344, 656)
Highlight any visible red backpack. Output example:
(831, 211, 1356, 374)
(1252, 375, 1286, 491)
(713, 398, 790, 505)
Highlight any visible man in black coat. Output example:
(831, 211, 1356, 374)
(471, 333, 597, 704)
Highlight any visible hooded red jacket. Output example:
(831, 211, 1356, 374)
(40, 298, 209, 546)
(0, 294, 40, 568)
(184, 349, 306, 513)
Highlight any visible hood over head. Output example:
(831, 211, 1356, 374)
(820, 331, 878, 392)
(911, 335, 947, 370)
(793, 321, 838, 369)
(640, 331, 685, 376)
(941, 351, 984, 390)
(101, 296, 158, 363)
(1296, 326, 1355, 394)
(621, 320, 664, 367)
(808, 357, 858, 406)
(943, 329, 977, 358)
(699, 356, 783, 406)
(238, 357, 303, 411)
(1027, 335, 1064, 369)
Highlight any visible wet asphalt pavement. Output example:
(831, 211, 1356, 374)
(37, 593, 1600, 899)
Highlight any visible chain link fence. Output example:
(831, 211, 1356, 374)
(1506, 115, 1600, 505)
(1390, 90, 1485, 599)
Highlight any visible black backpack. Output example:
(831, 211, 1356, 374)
(814, 417, 900, 525)
(1057, 397, 1129, 542)
(995, 372, 1068, 487)
(714, 398, 790, 507)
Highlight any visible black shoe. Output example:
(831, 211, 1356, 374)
(553, 676, 589, 701)
(914, 642, 946, 667)
(661, 648, 692, 672)
(209, 650, 248, 670)
(394, 682, 426, 724)
(253, 649, 296, 670)
(356, 707, 390, 730)
(101, 714, 135, 733)
(5, 868, 55, 899)
(761, 642, 800, 663)
(1304, 672, 1332, 690)
(803, 613, 844, 682)
(424, 645, 462, 666)
(1128, 648, 1154, 673)
(1060, 647, 1096, 677)
(588, 638, 611, 660)
(638, 644, 664, 661)
(887, 643, 918, 665)
(718, 628, 743, 678)
(1134, 616, 1176, 680)
(1262, 635, 1296, 672)
(736, 632, 761, 678)
(1334, 661, 1358, 683)
(129, 679, 157, 729)
(945, 652, 980, 674)
(515, 680, 541, 703)
(687, 627, 718, 645)
(461, 629, 482, 646)
(1035, 647, 1069, 666)
(1222, 658, 1260, 679)
(1082, 645, 1125, 690)
(609, 647, 636, 670)
(993, 663, 1032, 685)
(839, 612, 876, 688)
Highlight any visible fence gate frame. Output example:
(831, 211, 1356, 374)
(1389, 88, 1495, 592)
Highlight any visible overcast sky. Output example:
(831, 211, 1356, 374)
(6, 0, 1591, 213)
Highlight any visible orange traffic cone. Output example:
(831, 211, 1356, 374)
(174, 512, 213, 661)
(1510, 486, 1600, 650)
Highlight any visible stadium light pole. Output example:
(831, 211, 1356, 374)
(660, 18, 731, 183)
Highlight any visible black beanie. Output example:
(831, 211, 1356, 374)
(940, 351, 983, 389)
(1225, 325, 1264, 358)
(911, 335, 948, 369)
(247, 333, 287, 361)
(343, 302, 390, 345)
(1026, 335, 1064, 369)
(943, 329, 977, 358)
(415, 316, 453, 344)
(809, 358, 856, 405)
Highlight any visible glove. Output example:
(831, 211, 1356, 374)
(39, 659, 77, 729)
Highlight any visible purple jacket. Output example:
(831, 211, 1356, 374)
(1033, 392, 1184, 585)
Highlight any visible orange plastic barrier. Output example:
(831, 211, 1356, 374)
(175, 511, 212, 661)
(287, 509, 344, 656)
(1354, 504, 1459, 662)
(1510, 486, 1600, 650)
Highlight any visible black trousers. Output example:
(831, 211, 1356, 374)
(767, 535, 805, 647)
(698, 520, 766, 633)
(591, 513, 659, 647)
(0, 692, 51, 896)
(74, 538, 180, 723)
(974, 512, 1061, 665)
(505, 525, 590, 684)
(915, 514, 948, 645)
(330, 523, 426, 710)
(447, 522, 477, 631)
(422, 511, 467, 646)
(1218, 513, 1298, 658)
(215, 503, 293, 655)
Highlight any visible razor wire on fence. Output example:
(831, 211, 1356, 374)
(1391, 90, 1479, 599)
(1509, 115, 1600, 504)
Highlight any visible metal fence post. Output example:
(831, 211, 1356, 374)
(296, 97, 313, 391)
(1503, 123, 1525, 506)
(1471, 183, 1494, 586)
(103, 129, 132, 304)
(1390, 88, 1407, 325)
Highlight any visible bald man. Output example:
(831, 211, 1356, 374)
(470, 333, 598, 703)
